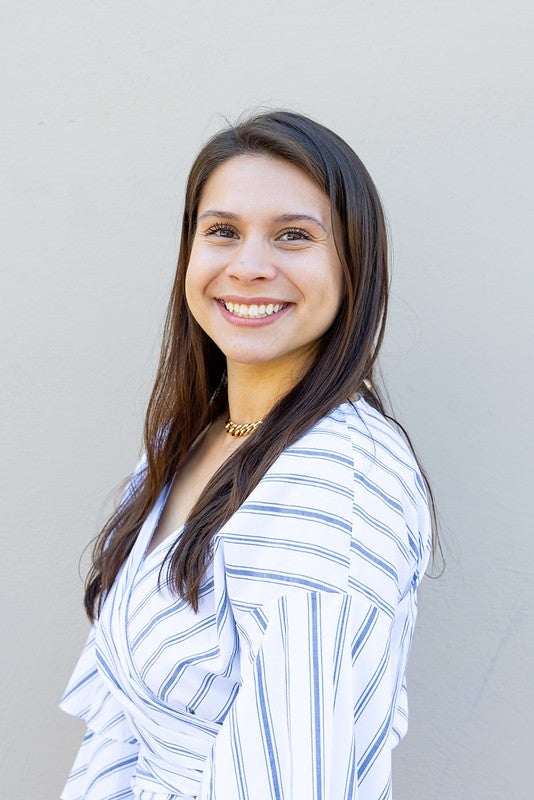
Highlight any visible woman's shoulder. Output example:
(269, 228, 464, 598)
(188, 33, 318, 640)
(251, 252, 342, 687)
(317, 398, 429, 515)
(321, 398, 422, 472)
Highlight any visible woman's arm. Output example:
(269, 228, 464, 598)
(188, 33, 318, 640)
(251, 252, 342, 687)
(199, 587, 410, 800)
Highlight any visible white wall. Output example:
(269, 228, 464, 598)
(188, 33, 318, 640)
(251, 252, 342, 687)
(2, 2, 533, 797)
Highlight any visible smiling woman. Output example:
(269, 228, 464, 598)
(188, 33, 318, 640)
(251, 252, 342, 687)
(60, 111, 437, 800)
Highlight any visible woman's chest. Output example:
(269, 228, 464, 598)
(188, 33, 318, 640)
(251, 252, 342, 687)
(97, 546, 241, 721)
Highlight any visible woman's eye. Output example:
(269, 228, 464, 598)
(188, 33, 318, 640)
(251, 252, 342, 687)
(278, 228, 312, 242)
(205, 224, 238, 239)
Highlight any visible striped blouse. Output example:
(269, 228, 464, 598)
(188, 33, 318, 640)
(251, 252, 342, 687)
(60, 398, 432, 800)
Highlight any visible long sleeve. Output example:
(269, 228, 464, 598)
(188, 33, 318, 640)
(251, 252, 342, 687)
(198, 585, 418, 800)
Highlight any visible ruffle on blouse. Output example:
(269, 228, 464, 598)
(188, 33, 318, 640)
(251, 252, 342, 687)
(60, 629, 215, 800)
(60, 629, 137, 742)
(60, 630, 139, 800)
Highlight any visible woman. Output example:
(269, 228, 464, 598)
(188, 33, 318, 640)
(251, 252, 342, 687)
(60, 111, 435, 800)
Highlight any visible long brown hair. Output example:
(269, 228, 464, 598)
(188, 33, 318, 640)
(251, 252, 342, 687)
(85, 110, 438, 619)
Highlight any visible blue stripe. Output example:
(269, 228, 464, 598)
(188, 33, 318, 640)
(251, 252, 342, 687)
(350, 540, 398, 581)
(256, 651, 285, 800)
(225, 564, 344, 594)
(242, 501, 352, 533)
(223, 532, 350, 570)
(309, 592, 324, 800)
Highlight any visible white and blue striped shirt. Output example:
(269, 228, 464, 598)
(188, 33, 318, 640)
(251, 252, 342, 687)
(60, 398, 431, 800)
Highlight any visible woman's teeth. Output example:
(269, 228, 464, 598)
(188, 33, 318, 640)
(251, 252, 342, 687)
(222, 301, 286, 318)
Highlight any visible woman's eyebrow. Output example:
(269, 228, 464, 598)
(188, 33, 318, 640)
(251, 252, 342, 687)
(197, 209, 239, 221)
(198, 209, 327, 233)
(274, 213, 327, 233)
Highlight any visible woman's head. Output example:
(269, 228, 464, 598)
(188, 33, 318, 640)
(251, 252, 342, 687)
(184, 153, 344, 384)
(174, 111, 389, 397)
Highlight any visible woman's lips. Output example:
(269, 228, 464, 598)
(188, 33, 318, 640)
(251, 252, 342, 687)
(216, 298, 292, 325)
(220, 299, 288, 318)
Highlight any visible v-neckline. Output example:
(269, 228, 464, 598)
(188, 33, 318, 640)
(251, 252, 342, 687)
(142, 521, 185, 567)
(140, 475, 180, 564)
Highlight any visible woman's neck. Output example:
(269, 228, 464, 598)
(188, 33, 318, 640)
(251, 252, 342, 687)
(225, 359, 303, 423)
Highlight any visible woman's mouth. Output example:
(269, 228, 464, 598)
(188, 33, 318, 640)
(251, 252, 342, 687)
(219, 300, 289, 319)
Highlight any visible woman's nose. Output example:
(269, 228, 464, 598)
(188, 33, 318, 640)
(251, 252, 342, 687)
(225, 237, 277, 282)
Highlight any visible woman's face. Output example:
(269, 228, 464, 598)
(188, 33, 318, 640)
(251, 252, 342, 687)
(185, 155, 343, 378)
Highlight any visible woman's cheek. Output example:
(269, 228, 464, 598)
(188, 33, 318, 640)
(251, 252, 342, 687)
(187, 244, 228, 291)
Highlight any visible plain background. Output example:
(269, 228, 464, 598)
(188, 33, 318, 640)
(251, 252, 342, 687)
(2, 1, 533, 798)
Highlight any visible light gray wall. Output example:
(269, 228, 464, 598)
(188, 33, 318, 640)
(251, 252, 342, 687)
(2, 2, 532, 797)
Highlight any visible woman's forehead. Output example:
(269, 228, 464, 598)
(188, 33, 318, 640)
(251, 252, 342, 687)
(197, 154, 331, 222)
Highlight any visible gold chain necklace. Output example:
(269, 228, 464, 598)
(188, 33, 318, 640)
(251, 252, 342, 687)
(225, 418, 263, 437)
